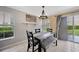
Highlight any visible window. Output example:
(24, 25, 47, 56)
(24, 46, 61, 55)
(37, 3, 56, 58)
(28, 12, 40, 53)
(0, 12, 15, 40)
(42, 19, 50, 32)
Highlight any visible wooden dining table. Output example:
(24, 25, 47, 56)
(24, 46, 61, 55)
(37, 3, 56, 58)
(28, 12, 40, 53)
(33, 32, 57, 52)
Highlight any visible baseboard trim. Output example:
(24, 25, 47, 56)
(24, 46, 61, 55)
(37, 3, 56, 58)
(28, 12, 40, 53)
(0, 40, 27, 51)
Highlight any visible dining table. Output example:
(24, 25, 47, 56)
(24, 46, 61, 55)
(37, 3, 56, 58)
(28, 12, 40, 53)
(33, 32, 57, 52)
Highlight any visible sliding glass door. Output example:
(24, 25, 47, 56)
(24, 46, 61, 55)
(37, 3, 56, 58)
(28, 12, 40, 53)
(67, 16, 74, 41)
(74, 15, 79, 43)
(67, 14, 79, 43)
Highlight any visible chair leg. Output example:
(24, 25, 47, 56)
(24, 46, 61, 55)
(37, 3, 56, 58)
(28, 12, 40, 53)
(56, 40, 57, 46)
(42, 48, 46, 52)
(43, 48, 46, 52)
(27, 44, 30, 52)
(38, 42, 42, 52)
(32, 43, 34, 52)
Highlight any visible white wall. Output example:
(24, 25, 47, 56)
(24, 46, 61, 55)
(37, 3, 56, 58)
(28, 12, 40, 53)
(0, 6, 27, 50)
(35, 18, 42, 31)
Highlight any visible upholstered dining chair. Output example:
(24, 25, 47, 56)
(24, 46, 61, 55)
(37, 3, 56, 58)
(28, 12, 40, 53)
(26, 31, 39, 52)
(26, 30, 46, 52)
(47, 28, 53, 33)
(35, 29, 40, 33)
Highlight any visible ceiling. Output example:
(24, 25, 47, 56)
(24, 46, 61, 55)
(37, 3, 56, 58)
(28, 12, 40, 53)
(8, 6, 79, 16)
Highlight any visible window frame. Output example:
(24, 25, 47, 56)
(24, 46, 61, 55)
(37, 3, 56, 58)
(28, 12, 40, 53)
(0, 12, 15, 41)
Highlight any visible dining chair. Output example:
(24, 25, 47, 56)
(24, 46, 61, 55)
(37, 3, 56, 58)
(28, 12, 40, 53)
(26, 31, 40, 52)
(35, 29, 40, 33)
(47, 28, 53, 33)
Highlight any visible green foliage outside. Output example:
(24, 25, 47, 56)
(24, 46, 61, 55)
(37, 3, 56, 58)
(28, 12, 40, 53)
(68, 26, 79, 30)
(0, 26, 13, 32)
(68, 26, 79, 36)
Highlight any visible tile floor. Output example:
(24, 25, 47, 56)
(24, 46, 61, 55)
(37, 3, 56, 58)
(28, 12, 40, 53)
(1, 40, 79, 52)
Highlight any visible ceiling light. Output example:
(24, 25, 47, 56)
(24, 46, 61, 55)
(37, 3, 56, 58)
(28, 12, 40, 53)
(39, 6, 48, 19)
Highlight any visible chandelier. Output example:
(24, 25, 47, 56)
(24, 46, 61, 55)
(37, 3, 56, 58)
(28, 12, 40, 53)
(39, 6, 48, 19)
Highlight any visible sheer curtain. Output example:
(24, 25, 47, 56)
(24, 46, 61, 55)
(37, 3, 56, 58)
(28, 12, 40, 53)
(57, 16, 68, 40)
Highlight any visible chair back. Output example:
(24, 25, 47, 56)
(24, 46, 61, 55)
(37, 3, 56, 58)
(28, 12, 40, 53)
(47, 28, 53, 33)
(26, 31, 34, 42)
(35, 29, 40, 33)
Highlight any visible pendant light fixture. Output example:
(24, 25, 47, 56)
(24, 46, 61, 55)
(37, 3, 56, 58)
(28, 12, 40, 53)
(39, 6, 48, 19)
